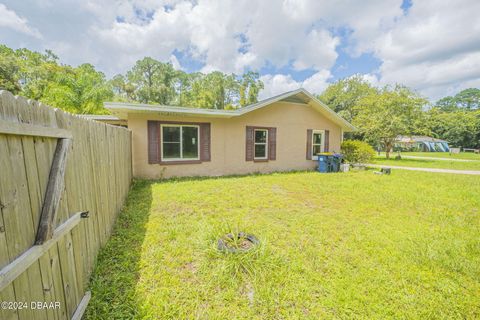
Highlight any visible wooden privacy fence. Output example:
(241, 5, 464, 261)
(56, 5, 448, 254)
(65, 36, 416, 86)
(0, 90, 132, 320)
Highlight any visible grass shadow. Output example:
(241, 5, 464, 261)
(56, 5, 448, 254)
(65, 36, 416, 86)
(85, 179, 153, 319)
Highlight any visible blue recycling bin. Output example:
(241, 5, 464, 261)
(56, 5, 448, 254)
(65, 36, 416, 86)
(317, 154, 331, 173)
(318, 153, 343, 173)
(331, 154, 343, 172)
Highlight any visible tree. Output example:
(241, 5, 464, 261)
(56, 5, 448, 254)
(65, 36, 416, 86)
(41, 64, 113, 114)
(353, 86, 428, 159)
(0, 45, 113, 114)
(187, 72, 239, 109)
(15, 48, 60, 100)
(318, 75, 378, 123)
(0, 45, 21, 93)
(171, 71, 196, 106)
(110, 74, 136, 101)
(423, 108, 480, 148)
(454, 88, 480, 109)
(0, 44, 267, 113)
(435, 88, 480, 111)
(435, 96, 458, 112)
(239, 71, 264, 107)
(432, 88, 480, 148)
(126, 57, 177, 104)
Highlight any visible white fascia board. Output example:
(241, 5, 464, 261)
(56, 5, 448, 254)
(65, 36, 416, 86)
(105, 103, 236, 118)
(235, 88, 306, 115)
(81, 115, 121, 121)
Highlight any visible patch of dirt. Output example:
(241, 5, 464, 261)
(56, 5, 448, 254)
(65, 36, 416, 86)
(182, 262, 197, 273)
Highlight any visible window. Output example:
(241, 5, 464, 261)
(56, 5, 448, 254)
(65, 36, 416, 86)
(161, 124, 199, 161)
(312, 130, 325, 156)
(245, 126, 276, 162)
(254, 129, 268, 159)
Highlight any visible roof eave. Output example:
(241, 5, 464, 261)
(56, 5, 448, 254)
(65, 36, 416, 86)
(103, 88, 357, 131)
(81, 114, 122, 121)
(104, 103, 236, 119)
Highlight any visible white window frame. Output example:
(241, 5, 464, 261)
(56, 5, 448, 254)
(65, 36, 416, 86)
(160, 124, 200, 161)
(254, 128, 269, 160)
(312, 129, 325, 160)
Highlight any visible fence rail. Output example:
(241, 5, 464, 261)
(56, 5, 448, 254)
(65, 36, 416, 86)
(0, 90, 132, 320)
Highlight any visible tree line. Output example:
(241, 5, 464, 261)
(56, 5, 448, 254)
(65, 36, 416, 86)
(319, 76, 480, 154)
(0, 45, 263, 114)
(1, 45, 479, 152)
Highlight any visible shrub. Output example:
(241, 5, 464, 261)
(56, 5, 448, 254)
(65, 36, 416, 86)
(341, 140, 375, 163)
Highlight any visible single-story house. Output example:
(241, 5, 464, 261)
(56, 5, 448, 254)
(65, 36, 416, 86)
(90, 88, 355, 179)
(394, 135, 450, 152)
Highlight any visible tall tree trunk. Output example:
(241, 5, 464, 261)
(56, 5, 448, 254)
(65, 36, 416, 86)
(385, 141, 392, 159)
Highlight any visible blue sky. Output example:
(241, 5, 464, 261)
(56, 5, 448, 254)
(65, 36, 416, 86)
(0, 0, 479, 101)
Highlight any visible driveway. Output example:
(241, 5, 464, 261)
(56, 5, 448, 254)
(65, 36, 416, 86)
(366, 164, 480, 175)
(401, 155, 479, 162)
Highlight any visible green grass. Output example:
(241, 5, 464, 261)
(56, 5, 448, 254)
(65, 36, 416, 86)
(86, 171, 480, 319)
(373, 154, 480, 171)
(396, 152, 480, 160)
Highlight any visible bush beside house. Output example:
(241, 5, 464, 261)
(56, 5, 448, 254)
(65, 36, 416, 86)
(341, 140, 375, 164)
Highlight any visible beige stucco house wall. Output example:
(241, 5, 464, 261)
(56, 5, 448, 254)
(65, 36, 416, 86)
(103, 89, 355, 179)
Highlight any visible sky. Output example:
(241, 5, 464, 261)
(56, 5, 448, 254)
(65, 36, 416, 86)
(1, 0, 479, 101)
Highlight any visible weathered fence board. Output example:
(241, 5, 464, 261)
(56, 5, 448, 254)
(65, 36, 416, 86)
(0, 90, 132, 320)
(71, 291, 91, 320)
(35, 138, 71, 244)
(0, 212, 84, 291)
(0, 119, 72, 139)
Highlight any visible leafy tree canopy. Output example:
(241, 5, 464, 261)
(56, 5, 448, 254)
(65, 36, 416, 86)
(318, 75, 378, 123)
(423, 108, 480, 148)
(435, 88, 480, 111)
(0, 45, 264, 114)
(353, 85, 429, 158)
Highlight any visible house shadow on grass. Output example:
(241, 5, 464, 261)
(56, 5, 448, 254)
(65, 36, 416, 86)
(85, 179, 153, 319)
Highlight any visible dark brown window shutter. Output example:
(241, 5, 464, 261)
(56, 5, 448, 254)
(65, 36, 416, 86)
(324, 130, 330, 152)
(245, 126, 254, 161)
(306, 129, 313, 160)
(200, 123, 211, 161)
(147, 120, 160, 164)
(268, 127, 276, 160)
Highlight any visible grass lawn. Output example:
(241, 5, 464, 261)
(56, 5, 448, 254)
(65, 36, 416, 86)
(392, 152, 480, 160)
(86, 171, 480, 319)
(373, 154, 480, 171)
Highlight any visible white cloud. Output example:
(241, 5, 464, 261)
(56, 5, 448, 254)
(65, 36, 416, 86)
(371, 0, 480, 100)
(260, 70, 331, 99)
(0, 4, 41, 39)
(360, 73, 381, 87)
(1, 0, 398, 82)
(302, 70, 332, 93)
(90, 0, 342, 75)
(274, 0, 404, 55)
(259, 74, 302, 99)
(292, 29, 339, 71)
(0, 0, 479, 101)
